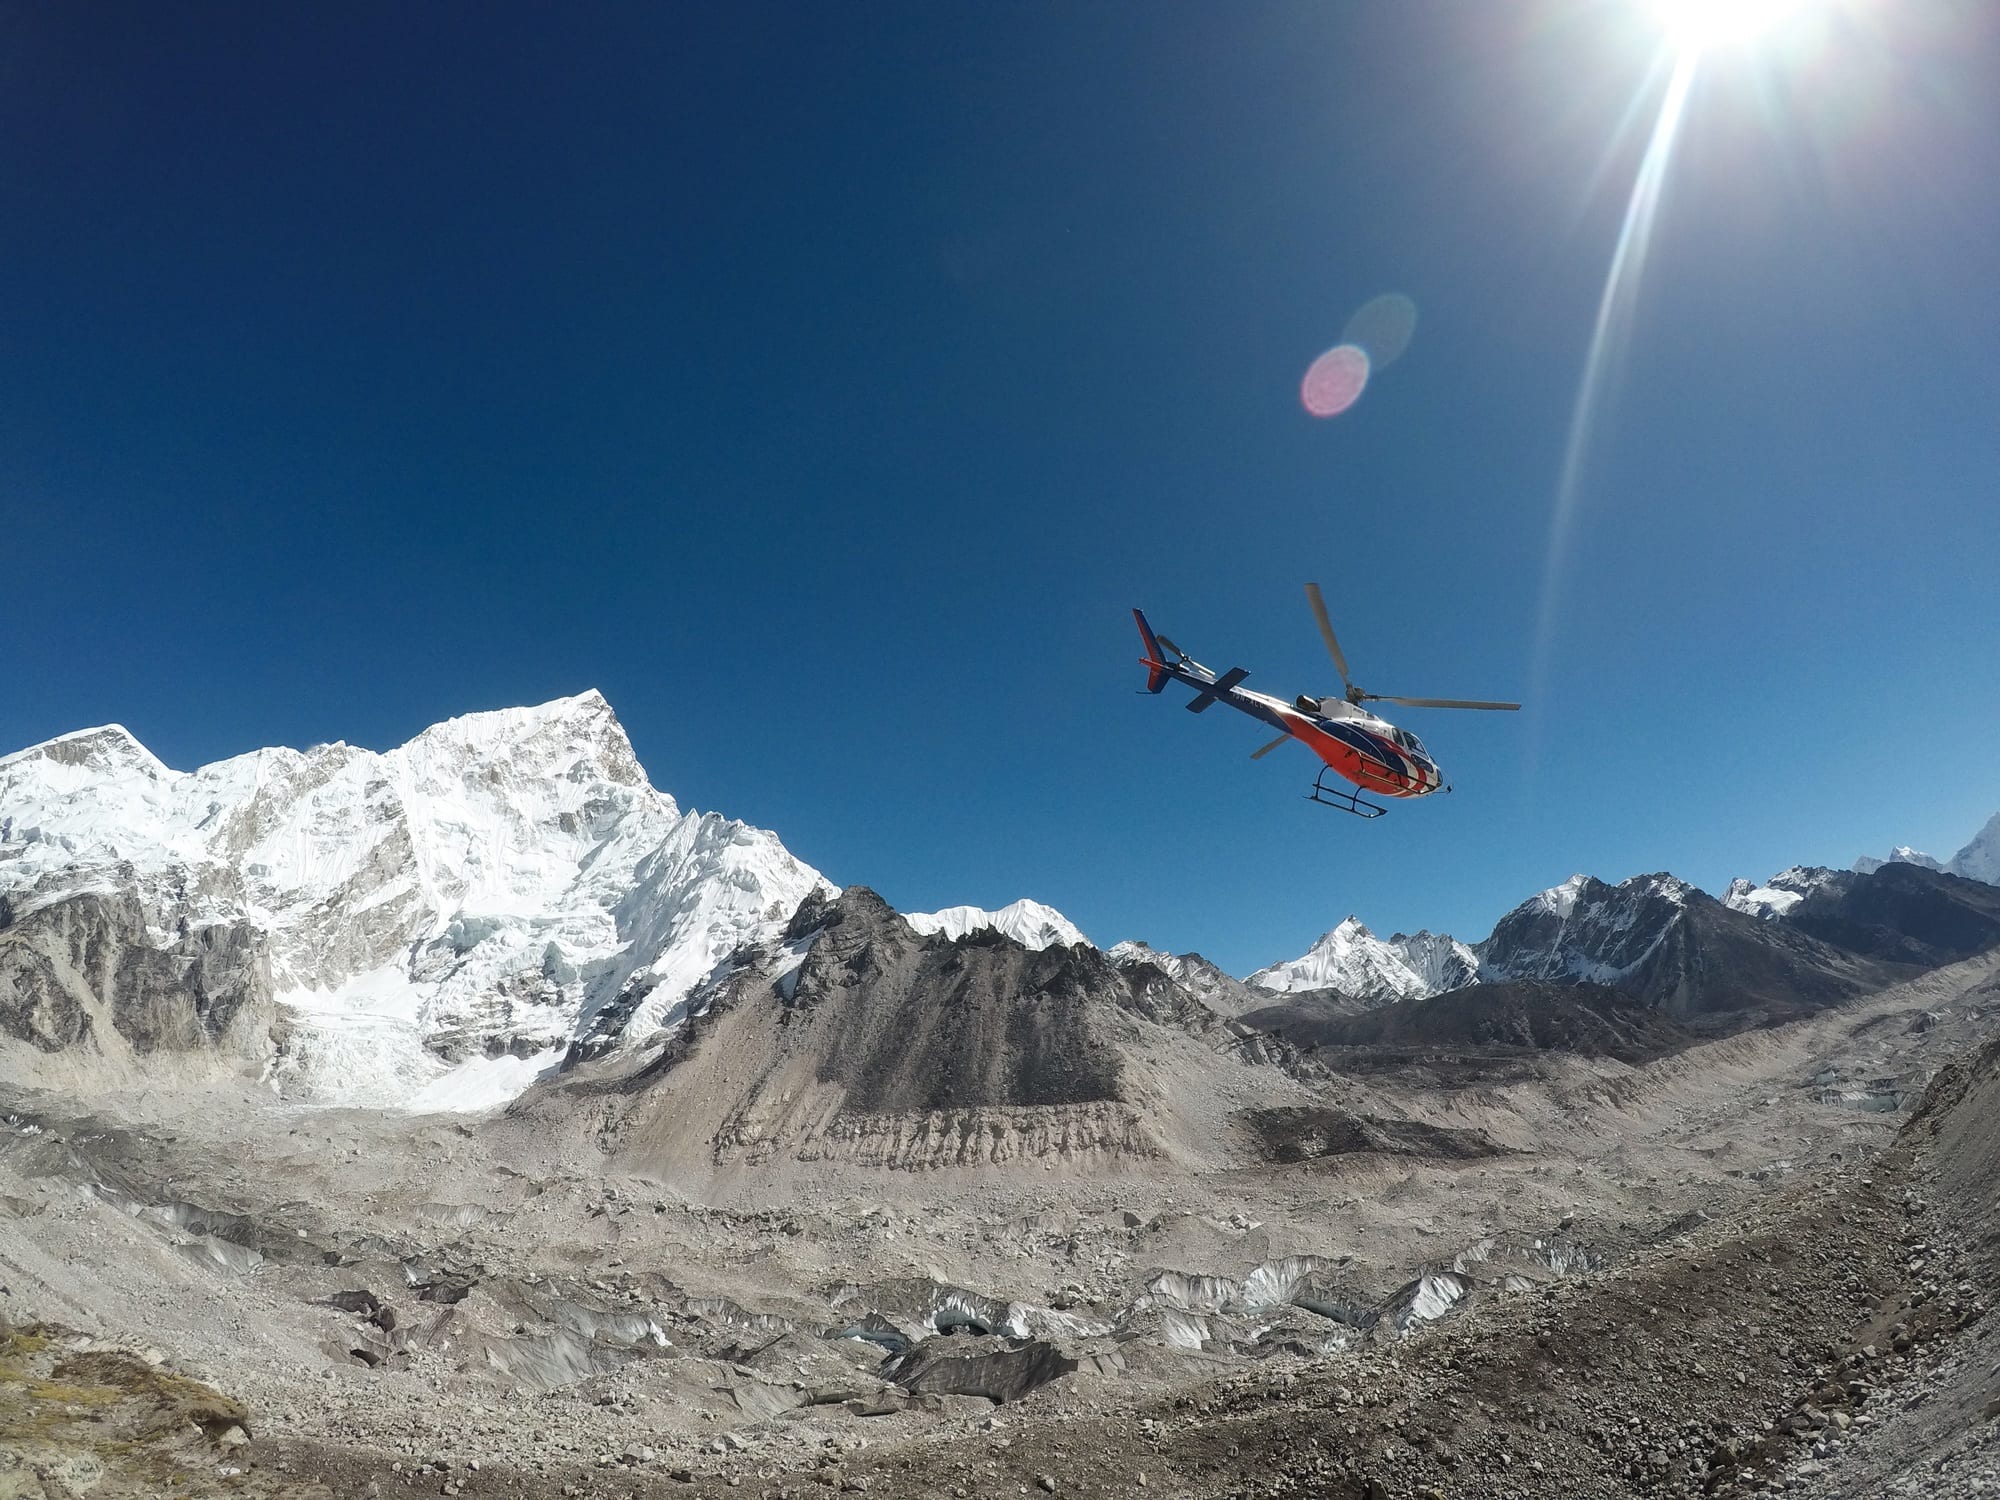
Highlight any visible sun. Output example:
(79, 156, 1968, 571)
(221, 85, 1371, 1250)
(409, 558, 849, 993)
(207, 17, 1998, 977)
(1646, 0, 1808, 52)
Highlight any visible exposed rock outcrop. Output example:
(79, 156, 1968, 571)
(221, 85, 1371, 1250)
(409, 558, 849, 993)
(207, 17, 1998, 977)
(0, 888, 273, 1061)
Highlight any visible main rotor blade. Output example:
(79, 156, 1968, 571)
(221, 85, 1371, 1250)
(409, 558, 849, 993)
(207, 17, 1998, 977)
(1304, 582, 1353, 691)
(1366, 694, 1522, 711)
(1154, 633, 1185, 660)
(1249, 733, 1292, 760)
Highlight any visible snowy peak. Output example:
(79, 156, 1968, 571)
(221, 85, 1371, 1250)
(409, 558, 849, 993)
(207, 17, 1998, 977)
(1107, 939, 1173, 971)
(404, 689, 647, 793)
(1947, 812, 2000, 886)
(0, 723, 171, 781)
(1390, 929, 1481, 995)
(1533, 875, 1591, 920)
(1848, 811, 2000, 889)
(0, 694, 830, 1111)
(1724, 878, 1800, 920)
(1249, 917, 1475, 1006)
(1477, 873, 1693, 987)
(904, 899, 1088, 951)
(1854, 846, 1943, 876)
(1724, 865, 1842, 920)
(1476, 869, 1893, 1022)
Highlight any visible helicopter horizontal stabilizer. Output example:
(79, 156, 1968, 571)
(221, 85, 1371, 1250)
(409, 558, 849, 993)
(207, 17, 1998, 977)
(1185, 666, 1248, 713)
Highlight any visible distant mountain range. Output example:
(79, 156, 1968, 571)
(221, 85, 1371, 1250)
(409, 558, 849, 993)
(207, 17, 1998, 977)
(3, 693, 1995, 1111)
(0, 697, 1079, 1108)
(1852, 813, 2000, 885)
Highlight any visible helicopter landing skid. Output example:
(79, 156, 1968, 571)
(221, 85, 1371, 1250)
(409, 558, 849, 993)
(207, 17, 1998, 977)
(1307, 768, 1387, 819)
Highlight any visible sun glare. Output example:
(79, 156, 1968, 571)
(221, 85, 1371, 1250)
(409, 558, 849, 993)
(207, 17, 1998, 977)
(1648, 0, 1807, 52)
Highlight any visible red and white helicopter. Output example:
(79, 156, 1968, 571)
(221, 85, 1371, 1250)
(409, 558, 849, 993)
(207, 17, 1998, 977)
(1133, 583, 1520, 817)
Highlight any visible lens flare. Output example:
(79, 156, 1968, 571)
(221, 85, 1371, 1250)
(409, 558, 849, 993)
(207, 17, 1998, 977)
(1301, 344, 1371, 417)
(1532, 50, 1701, 708)
(1648, 0, 1808, 52)
(1342, 294, 1419, 370)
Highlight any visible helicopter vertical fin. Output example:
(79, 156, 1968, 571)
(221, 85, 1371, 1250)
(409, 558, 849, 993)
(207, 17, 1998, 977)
(1132, 609, 1170, 693)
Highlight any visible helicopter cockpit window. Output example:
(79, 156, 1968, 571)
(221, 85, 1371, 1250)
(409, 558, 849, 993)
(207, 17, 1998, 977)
(1391, 728, 1430, 759)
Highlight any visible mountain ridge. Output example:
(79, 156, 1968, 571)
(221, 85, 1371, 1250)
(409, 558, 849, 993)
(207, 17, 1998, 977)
(5, 698, 1996, 1111)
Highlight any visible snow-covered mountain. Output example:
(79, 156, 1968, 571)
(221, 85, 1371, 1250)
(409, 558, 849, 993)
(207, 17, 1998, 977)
(0, 693, 830, 1108)
(1248, 917, 1476, 1005)
(1854, 846, 1944, 876)
(1475, 873, 1694, 986)
(1473, 871, 1889, 1022)
(1722, 866, 1842, 921)
(1947, 813, 2000, 886)
(904, 899, 1087, 950)
(1849, 812, 2000, 888)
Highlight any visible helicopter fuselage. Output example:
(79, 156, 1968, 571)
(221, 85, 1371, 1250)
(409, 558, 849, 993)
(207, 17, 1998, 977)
(1148, 653, 1446, 800)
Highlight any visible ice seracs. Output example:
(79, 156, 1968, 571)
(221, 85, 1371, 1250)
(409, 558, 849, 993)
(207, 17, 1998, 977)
(903, 899, 1088, 950)
(0, 692, 831, 1109)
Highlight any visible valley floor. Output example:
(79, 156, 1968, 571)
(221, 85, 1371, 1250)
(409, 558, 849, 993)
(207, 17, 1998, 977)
(4, 955, 1999, 1500)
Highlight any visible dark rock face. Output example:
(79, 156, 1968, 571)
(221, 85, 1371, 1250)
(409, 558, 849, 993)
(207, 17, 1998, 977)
(1785, 863, 2000, 967)
(578, 886, 1175, 1168)
(0, 941, 91, 1050)
(782, 888, 1126, 1113)
(1477, 876, 1900, 1028)
(0, 889, 272, 1056)
(1246, 981, 1692, 1064)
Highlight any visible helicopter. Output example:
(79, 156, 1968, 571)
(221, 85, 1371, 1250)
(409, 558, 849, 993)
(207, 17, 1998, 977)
(1133, 583, 1520, 818)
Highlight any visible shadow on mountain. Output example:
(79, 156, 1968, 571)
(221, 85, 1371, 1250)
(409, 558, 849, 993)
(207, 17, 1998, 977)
(1787, 863, 2000, 967)
(1242, 981, 1692, 1070)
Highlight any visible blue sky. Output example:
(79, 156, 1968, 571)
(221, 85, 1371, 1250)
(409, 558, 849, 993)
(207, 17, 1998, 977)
(6, 1, 1996, 973)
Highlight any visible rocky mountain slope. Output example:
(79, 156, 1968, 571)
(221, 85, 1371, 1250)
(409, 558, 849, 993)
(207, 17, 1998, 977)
(533, 885, 1333, 1172)
(1108, 941, 1299, 1018)
(1473, 873, 1899, 1026)
(1242, 979, 1691, 1067)
(0, 887, 273, 1063)
(1784, 862, 2000, 967)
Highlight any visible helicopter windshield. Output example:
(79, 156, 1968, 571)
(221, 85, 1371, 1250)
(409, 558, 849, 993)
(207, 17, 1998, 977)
(1390, 727, 1431, 761)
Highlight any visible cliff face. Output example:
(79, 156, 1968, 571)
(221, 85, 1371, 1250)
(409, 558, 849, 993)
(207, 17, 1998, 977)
(0, 887, 274, 1062)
